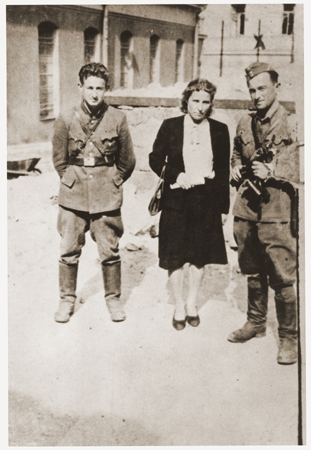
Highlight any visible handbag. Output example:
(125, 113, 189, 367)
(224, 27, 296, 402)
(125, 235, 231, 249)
(148, 164, 166, 216)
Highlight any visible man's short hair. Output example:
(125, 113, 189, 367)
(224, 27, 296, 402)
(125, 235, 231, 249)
(79, 63, 110, 89)
(181, 78, 217, 116)
(269, 71, 279, 84)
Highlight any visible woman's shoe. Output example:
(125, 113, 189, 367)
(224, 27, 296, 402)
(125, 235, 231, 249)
(172, 315, 186, 331)
(187, 315, 200, 327)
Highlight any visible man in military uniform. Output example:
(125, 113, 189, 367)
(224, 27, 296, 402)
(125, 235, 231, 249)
(52, 63, 136, 323)
(227, 62, 299, 365)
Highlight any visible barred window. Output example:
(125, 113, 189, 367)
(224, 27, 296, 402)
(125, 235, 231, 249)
(175, 39, 184, 83)
(120, 31, 133, 88)
(150, 35, 160, 84)
(232, 4, 246, 35)
(84, 27, 100, 63)
(38, 22, 58, 120)
(282, 4, 295, 35)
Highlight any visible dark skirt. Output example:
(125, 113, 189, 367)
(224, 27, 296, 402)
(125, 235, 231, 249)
(158, 181, 228, 271)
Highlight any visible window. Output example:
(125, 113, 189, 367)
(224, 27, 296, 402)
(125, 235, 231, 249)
(38, 22, 59, 120)
(175, 39, 184, 83)
(120, 31, 133, 88)
(282, 4, 295, 35)
(150, 35, 160, 84)
(84, 27, 100, 63)
(232, 4, 246, 35)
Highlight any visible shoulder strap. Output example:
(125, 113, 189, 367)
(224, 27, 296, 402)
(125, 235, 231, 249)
(74, 106, 107, 148)
(251, 116, 261, 149)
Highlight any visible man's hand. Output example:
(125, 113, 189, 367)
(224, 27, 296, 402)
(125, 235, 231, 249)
(231, 165, 243, 182)
(252, 161, 270, 180)
(176, 172, 193, 190)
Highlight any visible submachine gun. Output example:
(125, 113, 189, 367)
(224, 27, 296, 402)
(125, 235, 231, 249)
(231, 135, 276, 203)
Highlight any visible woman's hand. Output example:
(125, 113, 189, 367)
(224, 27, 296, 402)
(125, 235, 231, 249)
(176, 172, 193, 190)
(252, 161, 270, 180)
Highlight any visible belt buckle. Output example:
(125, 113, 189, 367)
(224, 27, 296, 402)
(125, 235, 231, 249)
(84, 157, 95, 167)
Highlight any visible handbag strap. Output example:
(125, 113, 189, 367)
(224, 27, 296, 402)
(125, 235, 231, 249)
(159, 163, 166, 180)
(159, 156, 167, 180)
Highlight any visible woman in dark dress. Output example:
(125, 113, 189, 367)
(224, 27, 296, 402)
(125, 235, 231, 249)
(149, 79, 230, 330)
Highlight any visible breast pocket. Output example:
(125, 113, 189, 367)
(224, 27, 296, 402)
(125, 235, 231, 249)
(273, 133, 291, 146)
(239, 131, 255, 161)
(94, 133, 119, 156)
(68, 137, 84, 156)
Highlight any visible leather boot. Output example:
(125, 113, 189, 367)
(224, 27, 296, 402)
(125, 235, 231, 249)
(275, 296, 297, 365)
(227, 321, 266, 343)
(247, 275, 268, 325)
(228, 275, 268, 343)
(102, 261, 126, 322)
(54, 262, 78, 323)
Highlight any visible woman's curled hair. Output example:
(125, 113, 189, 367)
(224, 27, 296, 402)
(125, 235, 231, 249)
(181, 78, 217, 116)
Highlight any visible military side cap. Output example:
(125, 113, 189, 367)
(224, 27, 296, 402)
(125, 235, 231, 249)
(245, 62, 278, 81)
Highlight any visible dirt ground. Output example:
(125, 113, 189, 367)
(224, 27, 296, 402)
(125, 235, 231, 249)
(7, 110, 301, 445)
(8, 166, 300, 446)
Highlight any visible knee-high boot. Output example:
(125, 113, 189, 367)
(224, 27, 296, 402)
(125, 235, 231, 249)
(101, 261, 126, 322)
(54, 262, 78, 323)
(247, 275, 269, 326)
(275, 286, 297, 364)
(228, 275, 268, 343)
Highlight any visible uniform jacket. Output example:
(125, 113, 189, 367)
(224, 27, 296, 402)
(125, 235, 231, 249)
(149, 115, 230, 214)
(231, 101, 299, 222)
(52, 103, 136, 214)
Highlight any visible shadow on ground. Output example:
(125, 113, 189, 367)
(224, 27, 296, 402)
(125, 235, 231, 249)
(74, 246, 157, 314)
(9, 390, 79, 446)
(164, 258, 279, 341)
(165, 263, 231, 309)
(9, 390, 160, 446)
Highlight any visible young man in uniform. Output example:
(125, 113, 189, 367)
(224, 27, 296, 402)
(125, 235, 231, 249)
(52, 63, 136, 323)
(227, 62, 299, 365)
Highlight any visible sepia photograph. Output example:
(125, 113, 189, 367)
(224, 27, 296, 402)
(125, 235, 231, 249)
(6, 1, 306, 446)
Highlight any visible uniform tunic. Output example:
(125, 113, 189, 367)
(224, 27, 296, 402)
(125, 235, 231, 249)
(231, 100, 299, 290)
(52, 101, 136, 265)
(53, 102, 136, 214)
(232, 100, 298, 222)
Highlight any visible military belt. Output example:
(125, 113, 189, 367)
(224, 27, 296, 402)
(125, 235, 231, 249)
(69, 155, 114, 167)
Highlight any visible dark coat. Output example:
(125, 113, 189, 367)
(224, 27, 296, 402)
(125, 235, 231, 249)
(149, 115, 230, 214)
